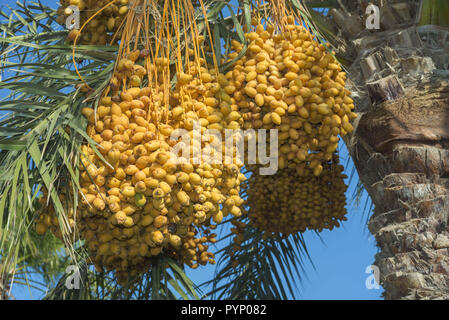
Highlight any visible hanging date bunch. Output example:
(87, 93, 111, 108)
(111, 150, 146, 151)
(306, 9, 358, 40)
(245, 154, 348, 238)
(225, 0, 357, 175)
(37, 0, 246, 284)
(57, 0, 129, 45)
(226, 1, 353, 246)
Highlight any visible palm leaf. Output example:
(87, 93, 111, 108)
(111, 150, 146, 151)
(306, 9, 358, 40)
(0, 1, 117, 296)
(43, 251, 201, 300)
(202, 213, 313, 300)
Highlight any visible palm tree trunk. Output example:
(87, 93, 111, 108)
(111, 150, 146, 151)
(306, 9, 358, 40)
(314, 0, 449, 299)
(346, 79, 449, 300)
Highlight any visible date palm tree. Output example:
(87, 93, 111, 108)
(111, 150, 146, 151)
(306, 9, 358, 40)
(2, 0, 446, 301)
(0, 0, 311, 300)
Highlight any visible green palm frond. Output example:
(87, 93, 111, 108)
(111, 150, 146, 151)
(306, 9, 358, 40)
(0, 1, 117, 295)
(43, 251, 201, 300)
(202, 214, 313, 300)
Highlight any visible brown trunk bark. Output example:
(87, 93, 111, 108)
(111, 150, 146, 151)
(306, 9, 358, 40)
(345, 79, 449, 299)
(319, 0, 449, 300)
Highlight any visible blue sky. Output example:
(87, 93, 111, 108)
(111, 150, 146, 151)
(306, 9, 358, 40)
(3, 0, 382, 300)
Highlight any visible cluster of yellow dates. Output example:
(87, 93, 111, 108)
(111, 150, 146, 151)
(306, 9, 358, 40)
(57, 0, 129, 45)
(35, 189, 75, 240)
(246, 155, 348, 238)
(223, 18, 353, 246)
(226, 17, 357, 175)
(36, 49, 246, 282)
(37, 8, 357, 277)
(227, 155, 348, 267)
